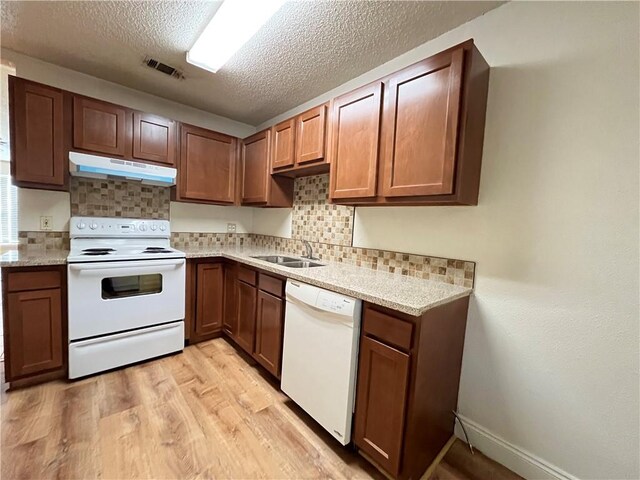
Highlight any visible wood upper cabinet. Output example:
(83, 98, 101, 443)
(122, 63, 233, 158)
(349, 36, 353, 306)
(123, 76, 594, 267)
(271, 118, 296, 171)
(242, 129, 293, 207)
(381, 48, 464, 198)
(177, 123, 237, 204)
(73, 96, 130, 157)
(9, 76, 66, 189)
(235, 279, 257, 354)
(242, 129, 270, 204)
(222, 264, 238, 337)
(329, 82, 383, 200)
(254, 290, 284, 378)
(194, 263, 224, 338)
(133, 112, 176, 166)
(295, 104, 327, 165)
(3, 268, 65, 383)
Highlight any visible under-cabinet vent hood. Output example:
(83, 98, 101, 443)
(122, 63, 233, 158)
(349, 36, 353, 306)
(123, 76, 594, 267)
(69, 151, 177, 186)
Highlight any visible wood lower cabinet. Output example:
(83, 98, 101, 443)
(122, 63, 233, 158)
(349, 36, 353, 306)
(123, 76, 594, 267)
(354, 336, 410, 476)
(73, 95, 130, 157)
(194, 263, 224, 339)
(354, 298, 470, 480)
(9, 76, 67, 190)
(254, 290, 284, 377)
(177, 124, 237, 204)
(222, 263, 238, 337)
(241, 129, 293, 207)
(133, 112, 176, 166)
(2, 267, 66, 384)
(235, 279, 257, 354)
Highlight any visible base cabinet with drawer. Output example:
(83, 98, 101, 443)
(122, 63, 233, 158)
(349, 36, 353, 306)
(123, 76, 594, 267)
(2, 266, 67, 384)
(354, 298, 470, 480)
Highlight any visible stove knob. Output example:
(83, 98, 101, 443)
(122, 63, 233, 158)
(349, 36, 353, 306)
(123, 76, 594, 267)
(159, 224, 167, 231)
(77, 222, 86, 230)
(150, 224, 158, 231)
(139, 224, 147, 232)
(89, 222, 98, 230)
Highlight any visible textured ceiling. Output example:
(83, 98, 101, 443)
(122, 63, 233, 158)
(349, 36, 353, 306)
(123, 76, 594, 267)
(0, 0, 503, 125)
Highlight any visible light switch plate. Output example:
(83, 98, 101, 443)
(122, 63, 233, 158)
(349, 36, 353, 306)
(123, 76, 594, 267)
(227, 223, 236, 233)
(40, 216, 53, 231)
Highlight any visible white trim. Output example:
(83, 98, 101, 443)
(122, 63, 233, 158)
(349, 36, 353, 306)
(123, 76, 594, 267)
(454, 414, 579, 480)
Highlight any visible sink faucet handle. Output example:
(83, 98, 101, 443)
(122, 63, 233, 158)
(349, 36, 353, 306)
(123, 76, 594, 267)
(303, 240, 314, 259)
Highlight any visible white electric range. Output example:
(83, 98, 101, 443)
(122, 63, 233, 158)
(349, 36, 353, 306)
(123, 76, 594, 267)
(67, 216, 186, 379)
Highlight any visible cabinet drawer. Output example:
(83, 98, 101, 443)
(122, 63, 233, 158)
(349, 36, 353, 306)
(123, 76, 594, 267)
(7, 270, 62, 293)
(238, 266, 257, 286)
(258, 273, 284, 298)
(363, 307, 413, 351)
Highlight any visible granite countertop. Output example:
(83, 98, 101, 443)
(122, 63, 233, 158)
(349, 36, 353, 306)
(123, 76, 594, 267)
(0, 249, 69, 267)
(0, 246, 472, 316)
(182, 246, 472, 316)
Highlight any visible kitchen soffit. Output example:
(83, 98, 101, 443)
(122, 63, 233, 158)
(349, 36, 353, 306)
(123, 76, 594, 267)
(0, 0, 503, 126)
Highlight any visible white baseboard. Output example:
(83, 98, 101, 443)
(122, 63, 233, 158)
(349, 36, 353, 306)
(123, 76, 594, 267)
(454, 414, 578, 480)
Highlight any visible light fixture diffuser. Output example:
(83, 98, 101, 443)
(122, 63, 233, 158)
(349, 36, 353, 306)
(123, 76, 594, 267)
(187, 0, 285, 73)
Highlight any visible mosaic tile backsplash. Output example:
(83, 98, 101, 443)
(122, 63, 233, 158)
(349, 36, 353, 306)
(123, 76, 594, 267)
(249, 234, 475, 288)
(291, 174, 354, 246)
(70, 177, 170, 219)
(18, 231, 70, 251)
(171, 232, 250, 249)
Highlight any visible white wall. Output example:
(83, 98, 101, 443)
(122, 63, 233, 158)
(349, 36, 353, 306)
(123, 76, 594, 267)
(260, 2, 640, 479)
(2, 49, 256, 232)
(252, 208, 292, 238)
(169, 202, 253, 234)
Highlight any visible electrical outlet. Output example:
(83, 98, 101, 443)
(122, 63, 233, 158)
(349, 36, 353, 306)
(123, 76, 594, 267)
(227, 223, 236, 233)
(40, 216, 53, 231)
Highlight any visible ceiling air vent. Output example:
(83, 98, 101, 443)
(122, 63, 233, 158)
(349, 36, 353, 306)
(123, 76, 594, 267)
(143, 56, 185, 80)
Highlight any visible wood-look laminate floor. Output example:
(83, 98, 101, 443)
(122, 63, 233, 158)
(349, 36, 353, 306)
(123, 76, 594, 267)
(1, 338, 522, 480)
(1, 338, 382, 480)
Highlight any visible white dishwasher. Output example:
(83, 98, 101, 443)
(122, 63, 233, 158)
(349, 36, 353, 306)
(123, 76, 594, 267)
(281, 280, 362, 445)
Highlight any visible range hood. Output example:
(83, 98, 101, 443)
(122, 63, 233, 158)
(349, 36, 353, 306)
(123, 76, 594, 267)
(69, 151, 177, 187)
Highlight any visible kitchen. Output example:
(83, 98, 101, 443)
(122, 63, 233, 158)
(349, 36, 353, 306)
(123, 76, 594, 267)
(0, 2, 638, 480)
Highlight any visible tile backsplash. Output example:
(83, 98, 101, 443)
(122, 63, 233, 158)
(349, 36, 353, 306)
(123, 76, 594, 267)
(291, 174, 354, 246)
(18, 231, 70, 251)
(69, 177, 170, 219)
(171, 232, 250, 248)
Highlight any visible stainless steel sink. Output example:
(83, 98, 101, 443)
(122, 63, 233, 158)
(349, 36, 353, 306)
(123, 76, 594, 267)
(251, 255, 324, 268)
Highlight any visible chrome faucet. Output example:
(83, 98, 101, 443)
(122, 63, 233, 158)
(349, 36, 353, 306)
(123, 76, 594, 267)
(303, 241, 315, 260)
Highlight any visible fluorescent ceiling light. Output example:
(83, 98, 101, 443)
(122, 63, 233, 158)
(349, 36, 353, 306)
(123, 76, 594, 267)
(187, 0, 285, 73)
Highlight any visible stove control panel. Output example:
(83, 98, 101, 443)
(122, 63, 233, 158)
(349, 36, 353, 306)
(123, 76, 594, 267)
(71, 217, 171, 238)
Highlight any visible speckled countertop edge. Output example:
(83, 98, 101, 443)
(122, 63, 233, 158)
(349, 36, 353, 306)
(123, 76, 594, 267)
(0, 247, 472, 316)
(183, 247, 472, 316)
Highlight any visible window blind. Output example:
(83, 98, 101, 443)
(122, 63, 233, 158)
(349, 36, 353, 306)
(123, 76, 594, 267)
(0, 172, 17, 244)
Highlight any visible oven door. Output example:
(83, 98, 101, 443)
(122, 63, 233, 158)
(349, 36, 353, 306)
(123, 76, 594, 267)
(68, 258, 186, 340)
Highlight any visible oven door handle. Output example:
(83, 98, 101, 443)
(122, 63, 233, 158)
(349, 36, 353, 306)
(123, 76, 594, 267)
(69, 259, 185, 272)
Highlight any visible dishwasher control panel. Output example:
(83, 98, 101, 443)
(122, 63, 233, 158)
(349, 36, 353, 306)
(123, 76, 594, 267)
(317, 291, 353, 314)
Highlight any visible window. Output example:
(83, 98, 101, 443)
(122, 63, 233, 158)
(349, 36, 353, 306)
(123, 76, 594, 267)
(0, 62, 17, 245)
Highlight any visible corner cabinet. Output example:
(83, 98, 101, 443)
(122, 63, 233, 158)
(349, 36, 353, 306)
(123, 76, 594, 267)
(9, 76, 67, 190)
(176, 123, 238, 205)
(2, 266, 67, 386)
(241, 129, 293, 207)
(329, 40, 489, 206)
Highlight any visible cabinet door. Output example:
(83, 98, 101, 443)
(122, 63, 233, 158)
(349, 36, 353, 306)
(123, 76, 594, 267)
(381, 48, 464, 197)
(254, 290, 284, 377)
(10, 77, 65, 188)
(195, 263, 224, 337)
(73, 96, 129, 156)
(133, 112, 176, 166)
(295, 104, 327, 165)
(6, 288, 63, 380)
(241, 129, 271, 204)
(222, 264, 238, 337)
(354, 336, 410, 477)
(329, 83, 383, 200)
(271, 118, 295, 171)
(178, 124, 236, 203)
(235, 280, 257, 354)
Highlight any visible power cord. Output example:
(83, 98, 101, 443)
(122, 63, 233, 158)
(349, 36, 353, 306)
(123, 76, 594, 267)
(452, 411, 475, 455)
